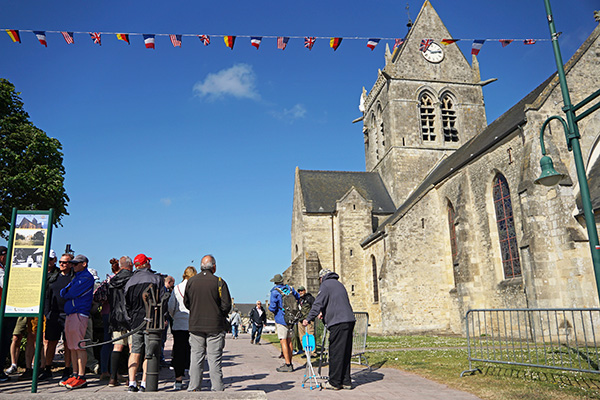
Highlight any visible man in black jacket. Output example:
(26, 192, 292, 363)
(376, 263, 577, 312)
(124, 253, 164, 392)
(184, 254, 231, 392)
(303, 269, 355, 391)
(248, 300, 267, 345)
(106, 256, 133, 387)
(296, 286, 315, 354)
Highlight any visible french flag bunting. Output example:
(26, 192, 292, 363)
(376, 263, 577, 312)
(33, 31, 47, 47)
(471, 39, 485, 55)
(250, 37, 262, 49)
(143, 34, 155, 49)
(366, 38, 380, 51)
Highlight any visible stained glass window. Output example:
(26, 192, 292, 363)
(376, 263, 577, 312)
(493, 174, 521, 278)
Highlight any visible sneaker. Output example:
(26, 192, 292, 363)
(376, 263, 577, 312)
(343, 384, 353, 390)
(108, 378, 120, 387)
(128, 385, 138, 393)
(66, 376, 87, 389)
(0, 372, 9, 383)
(17, 369, 33, 381)
(5, 365, 18, 375)
(38, 369, 53, 380)
(59, 370, 73, 386)
(59, 375, 76, 387)
(276, 364, 293, 373)
(323, 381, 342, 390)
(138, 385, 146, 392)
(173, 381, 184, 390)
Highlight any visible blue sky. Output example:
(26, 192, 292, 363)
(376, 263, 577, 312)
(1, 1, 598, 303)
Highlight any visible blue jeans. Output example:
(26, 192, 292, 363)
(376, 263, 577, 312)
(231, 324, 239, 338)
(251, 323, 263, 344)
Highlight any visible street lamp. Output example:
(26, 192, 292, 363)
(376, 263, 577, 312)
(535, 0, 600, 302)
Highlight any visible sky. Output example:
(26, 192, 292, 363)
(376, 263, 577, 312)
(0, 0, 598, 303)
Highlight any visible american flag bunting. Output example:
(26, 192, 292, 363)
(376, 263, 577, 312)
(61, 31, 74, 44)
(277, 36, 289, 50)
(170, 34, 182, 47)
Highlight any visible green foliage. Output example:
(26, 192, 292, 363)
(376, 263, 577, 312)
(0, 78, 69, 237)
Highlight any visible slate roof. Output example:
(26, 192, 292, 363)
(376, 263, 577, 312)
(298, 170, 396, 214)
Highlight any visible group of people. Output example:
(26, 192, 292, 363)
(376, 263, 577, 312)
(0, 249, 234, 392)
(268, 269, 356, 390)
(0, 244, 356, 392)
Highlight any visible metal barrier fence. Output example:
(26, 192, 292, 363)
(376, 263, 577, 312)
(315, 311, 370, 373)
(462, 308, 600, 376)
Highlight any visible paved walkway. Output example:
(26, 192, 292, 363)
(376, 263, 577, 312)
(0, 332, 482, 399)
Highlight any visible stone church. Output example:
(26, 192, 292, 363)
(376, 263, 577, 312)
(286, 1, 600, 335)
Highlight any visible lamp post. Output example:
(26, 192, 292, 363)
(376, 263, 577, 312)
(535, 0, 600, 302)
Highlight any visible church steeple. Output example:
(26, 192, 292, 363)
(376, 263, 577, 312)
(361, 0, 488, 206)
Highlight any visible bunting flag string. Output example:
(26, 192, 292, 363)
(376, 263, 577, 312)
(2, 29, 552, 54)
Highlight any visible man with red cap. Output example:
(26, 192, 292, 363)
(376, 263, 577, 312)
(124, 253, 164, 392)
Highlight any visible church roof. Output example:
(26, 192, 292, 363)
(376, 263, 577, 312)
(362, 24, 600, 247)
(298, 170, 395, 214)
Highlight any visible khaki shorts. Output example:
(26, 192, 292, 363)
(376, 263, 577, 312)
(276, 323, 292, 340)
(112, 330, 132, 346)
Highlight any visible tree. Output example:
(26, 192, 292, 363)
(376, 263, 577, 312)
(0, 78, 69, 238)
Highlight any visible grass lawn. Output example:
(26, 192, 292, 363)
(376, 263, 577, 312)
(265, 333, 600, 399)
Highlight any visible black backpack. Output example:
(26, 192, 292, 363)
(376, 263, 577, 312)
(276, 285, 301, 326)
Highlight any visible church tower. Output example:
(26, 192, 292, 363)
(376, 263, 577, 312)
(361, 0, 488, 205)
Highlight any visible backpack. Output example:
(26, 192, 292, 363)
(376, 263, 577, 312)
(276, 285, 301, 326)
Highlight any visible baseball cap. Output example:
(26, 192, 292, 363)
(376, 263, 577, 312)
(0, 246, 7, 256)
(49, 249, 56, 259)
(270, 273, 284, 284)
(297, 285, 306, 291)
(70, 254, 89, 264)
(134, 253, 152, 267)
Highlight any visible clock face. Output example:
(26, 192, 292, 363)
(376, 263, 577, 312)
(422, 42, 444, 63)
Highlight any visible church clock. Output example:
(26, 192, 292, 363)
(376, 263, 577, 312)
(421, 41, 444, 63)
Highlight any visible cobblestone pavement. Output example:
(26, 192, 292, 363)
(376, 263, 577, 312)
(0, 332, 482, 399)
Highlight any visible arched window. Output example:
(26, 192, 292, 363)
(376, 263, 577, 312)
(493, 174, 522, 278)
(441, 93, 458, 142)
(420, 92, 436, 141)
(377, 104, 385, 149)
(371, 255, 379, 303)
(370, 112, 378, 160)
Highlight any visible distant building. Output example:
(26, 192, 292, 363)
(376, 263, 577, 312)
(287, 1, 600, 334)
(17, 217, 43, 229)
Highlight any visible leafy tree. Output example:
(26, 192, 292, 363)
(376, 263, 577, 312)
(0, 78, 69, 238)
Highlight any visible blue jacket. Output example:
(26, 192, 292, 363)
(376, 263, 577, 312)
(306, 272, 355, 328)
(60, 268, 95, 316)
(268, 284, 300, 326)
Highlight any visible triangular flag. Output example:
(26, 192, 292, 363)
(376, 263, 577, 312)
(419, 39, 433, 52)
(61, 32, 74, 44)
(6, 30, 20, 43)
(330, 37, 342, 51)
(304, 37, 315, 50)
(441, 38, 459, 46)
(367, 38, 380, 51)
(117, 33, 130, 44)
(199, 35, 210, 46)
(170, 34, 182, 47)
(277, 37, 289, 50)
(251, 37, 262, 49)
(471, 39, 485, 55)
(224, 35, 236, 49)
(33, 31, 47, 47)
(143, 34, 155, 49)
(500, 39, 513, 47)
(90, 32, 101, 46)
(523, 39, 536, 45)
(393, 38, 404, 49)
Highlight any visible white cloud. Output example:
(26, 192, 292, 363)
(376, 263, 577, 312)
(193, 64, 259, 100)
(160, 198, 172, 207)
(270, 104, 307, 121)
